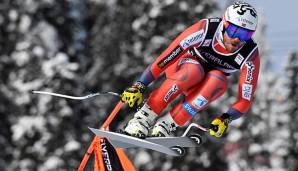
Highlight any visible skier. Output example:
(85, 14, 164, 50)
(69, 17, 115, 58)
(121, 1, 260, 138)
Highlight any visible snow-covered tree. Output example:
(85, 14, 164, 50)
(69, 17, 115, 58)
(283, 51, 298, 171)
(0, 0, 90, 170)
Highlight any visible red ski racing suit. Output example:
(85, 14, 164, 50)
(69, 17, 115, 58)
(137, 18, 260, 126)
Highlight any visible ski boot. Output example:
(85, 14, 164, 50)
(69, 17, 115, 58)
(150, 113, 179, 137)
(123, 103, 158, 139)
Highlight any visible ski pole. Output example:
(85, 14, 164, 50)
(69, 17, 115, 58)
(182, 123, 209, 137)
(32, 90, 123, 171)
(32, 90, 121, 100)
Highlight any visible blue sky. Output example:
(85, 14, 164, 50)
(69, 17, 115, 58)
(249, 0, 297, 71)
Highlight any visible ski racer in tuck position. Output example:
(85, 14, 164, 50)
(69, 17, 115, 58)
(121, 1, 260, 138)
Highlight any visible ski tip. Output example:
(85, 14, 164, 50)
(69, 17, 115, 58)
(88, 127, 97, 134)
(88, 127, 95, 131)
(88, 127, 104, 134)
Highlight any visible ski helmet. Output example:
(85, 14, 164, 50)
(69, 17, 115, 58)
(223, 1, 258, 31)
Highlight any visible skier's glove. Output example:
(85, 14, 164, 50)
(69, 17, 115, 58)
(209, 113, 232, 138)
(121, 81, 146, 108)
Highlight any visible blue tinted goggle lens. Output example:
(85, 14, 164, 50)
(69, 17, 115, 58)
(225, 22, 254, 42)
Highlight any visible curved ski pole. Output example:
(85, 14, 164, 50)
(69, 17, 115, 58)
(78, 101, 123, 171)
(182, 123, 210, 137)
(32, 90, 121, 100)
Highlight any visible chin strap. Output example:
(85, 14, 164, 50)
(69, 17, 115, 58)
(218, 21, 225, 46)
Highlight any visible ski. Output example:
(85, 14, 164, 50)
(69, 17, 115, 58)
(89, 127, 181, 156)
(110, 134, 202, 149)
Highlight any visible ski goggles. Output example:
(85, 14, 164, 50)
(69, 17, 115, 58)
(225, 21, 254, 42)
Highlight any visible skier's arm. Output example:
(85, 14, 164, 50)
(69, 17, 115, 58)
(138, 19, 208, 86)
(226, 48, 261, 120)
(121, 19, 208, 107)
(209, 48, 260, 137)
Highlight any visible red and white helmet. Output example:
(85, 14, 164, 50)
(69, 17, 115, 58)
(224, 1, 258, 31)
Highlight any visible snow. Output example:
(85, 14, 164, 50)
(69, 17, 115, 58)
(16, 41, 31, 51)
(149, 6, 161, 18)
(12, 116, 46, 141)
(179, 2, 188, 11)
(133, 150, 151, 166)
(36, 90, 52, 114)
(248, 143, 262, 154)
(199, 152, 211, 167)
(12, 79, 43, 92)
(38, 156, 63, 171)
(34, 21, 60, 55)
(32, 46, 45, 57)
(42, 52, 79, 78)
(227, 129, 242, 142)
(195, 4, 204, 13)
(64, 140, 81, 152)
(19, 15, 31, 33)
(11, 51, 30, 66)
(9, 9, 18, 21)
(132, 15, 149, 31)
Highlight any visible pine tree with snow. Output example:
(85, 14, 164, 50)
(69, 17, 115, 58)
(283, 51, 298, 171)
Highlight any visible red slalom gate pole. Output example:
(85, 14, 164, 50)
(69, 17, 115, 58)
(78, 101, 123, 171)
